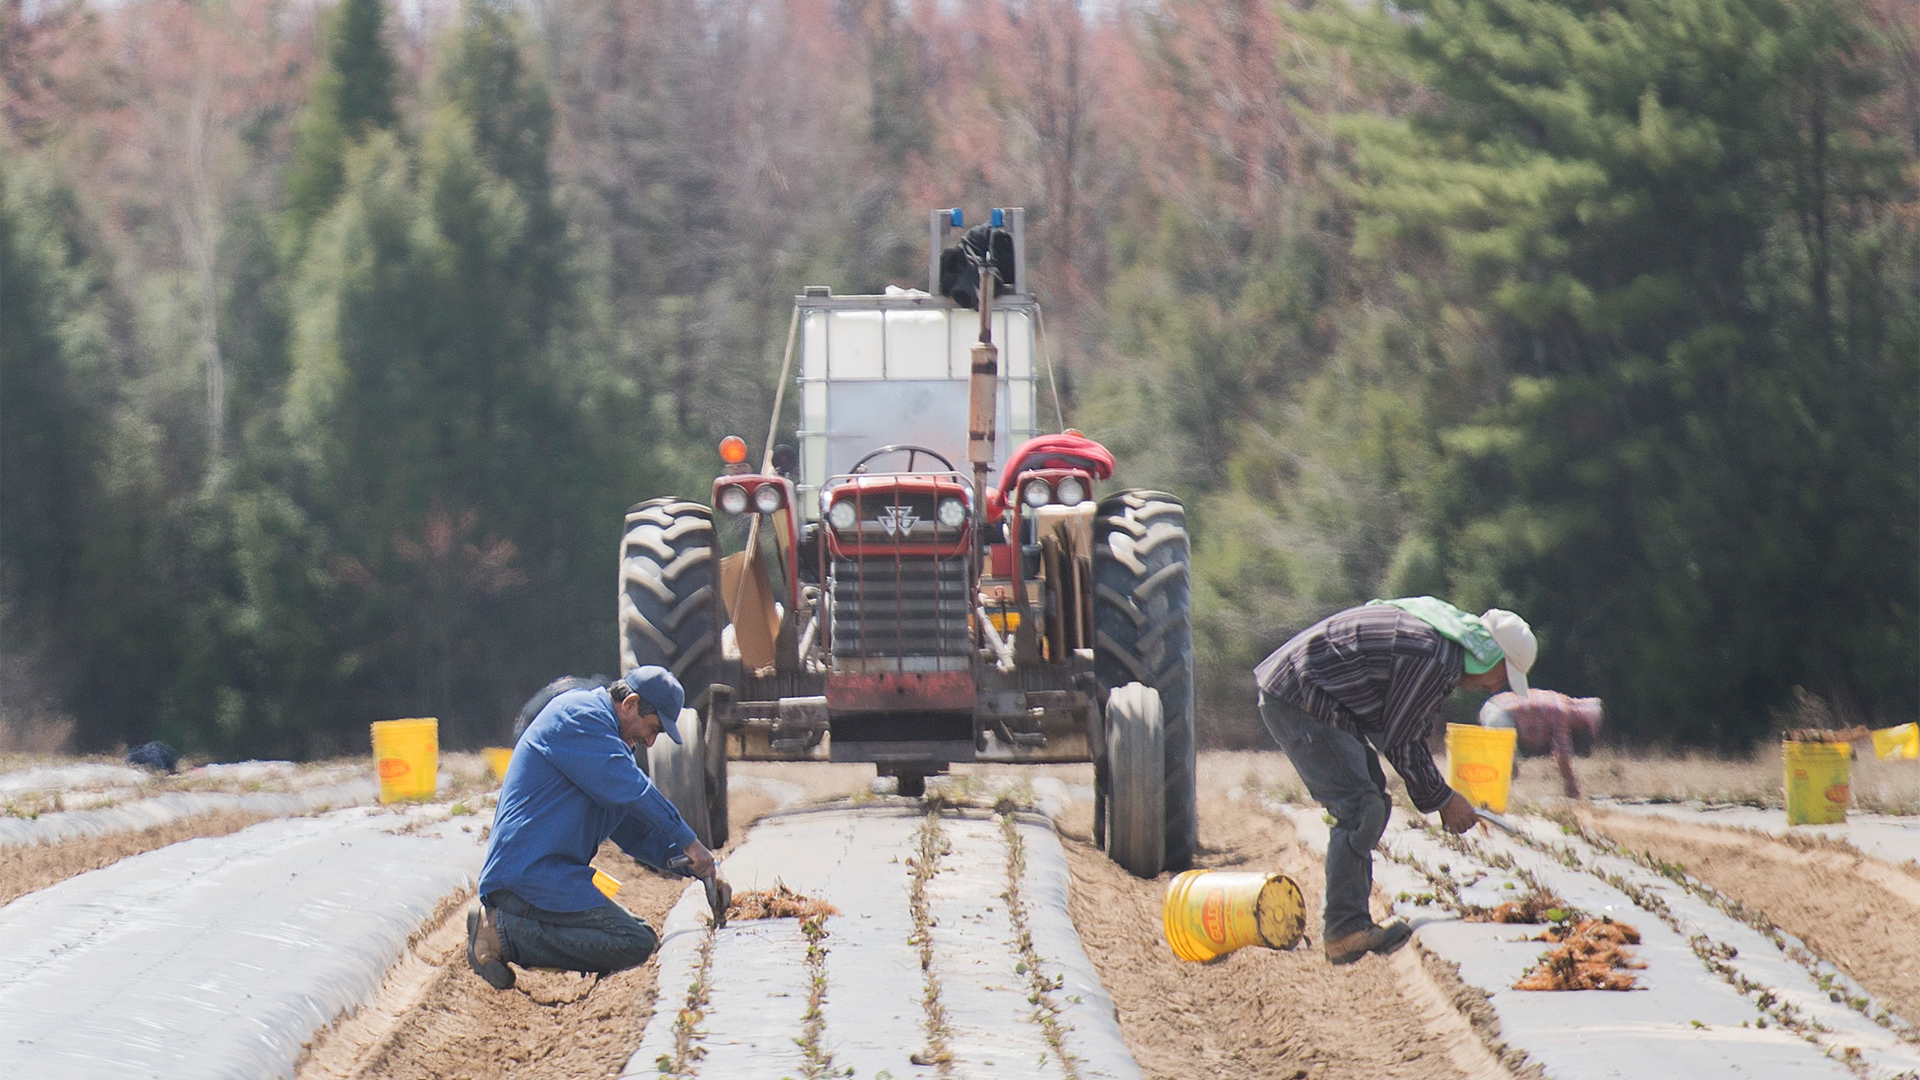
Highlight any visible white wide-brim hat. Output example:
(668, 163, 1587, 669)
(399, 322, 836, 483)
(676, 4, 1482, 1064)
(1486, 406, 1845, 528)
(1480, 609, 1536, 694)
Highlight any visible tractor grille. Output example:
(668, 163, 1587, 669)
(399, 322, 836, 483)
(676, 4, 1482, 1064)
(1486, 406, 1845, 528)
(830, 556, 971, 662)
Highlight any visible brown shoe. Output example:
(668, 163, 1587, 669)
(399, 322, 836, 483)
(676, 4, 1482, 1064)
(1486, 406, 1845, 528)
(467, 905, 515, 989)
(1325, 920, 1413, 966)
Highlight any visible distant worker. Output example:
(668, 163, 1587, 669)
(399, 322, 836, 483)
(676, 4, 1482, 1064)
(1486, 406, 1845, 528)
(467, 667, 730, 991)
(1479, 689, 1602, 799)
(1255, 598, 1536, 966)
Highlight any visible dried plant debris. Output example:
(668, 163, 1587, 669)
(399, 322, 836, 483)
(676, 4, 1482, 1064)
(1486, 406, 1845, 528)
(1512, 917, 1646, 992)
(1465, 893, 1573, 924)
(727, 881, 840, 921)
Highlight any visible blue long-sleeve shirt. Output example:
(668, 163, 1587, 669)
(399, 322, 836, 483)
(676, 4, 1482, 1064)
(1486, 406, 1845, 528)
(478, 687, 697, 912)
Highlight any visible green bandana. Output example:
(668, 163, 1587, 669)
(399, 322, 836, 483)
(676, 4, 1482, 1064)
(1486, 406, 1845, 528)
(1368, 597, 1505, 674)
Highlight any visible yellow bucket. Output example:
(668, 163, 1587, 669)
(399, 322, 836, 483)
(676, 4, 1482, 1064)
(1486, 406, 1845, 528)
(370, 718, 438, 804)
(483, 746, 514, 782)
(1163, 870, 1305, 963)
(1784, 740, 1851, 824)
(1870, 723, 1919, 761)
(1446, 723, 1517, 814)
(592, 869, 622, 899)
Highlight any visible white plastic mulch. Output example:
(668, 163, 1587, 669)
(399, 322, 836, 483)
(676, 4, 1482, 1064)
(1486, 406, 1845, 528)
(1274, 802, 1920, 1080)
(1595, 799, 1920, 867)
(623, 803, 1140, 1080)
(0, 806, 483, 1080)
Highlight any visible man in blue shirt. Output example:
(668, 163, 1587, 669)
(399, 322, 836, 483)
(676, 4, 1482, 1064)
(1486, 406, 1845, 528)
(467, 666, 730, 990)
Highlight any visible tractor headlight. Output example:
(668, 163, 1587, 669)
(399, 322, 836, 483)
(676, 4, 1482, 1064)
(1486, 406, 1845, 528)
(717, 484, 749, 515)
(753, 484, 783, 514)
(827, 500, 858, 532)
(1055, 476, 1087, 505)
(937, 497, 967, 528)
(1021, 478, 1053, 508)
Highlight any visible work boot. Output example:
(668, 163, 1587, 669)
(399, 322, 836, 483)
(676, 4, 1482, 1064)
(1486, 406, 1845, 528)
(467, 905, 516, 990)
(1325, 920, 1413, 966)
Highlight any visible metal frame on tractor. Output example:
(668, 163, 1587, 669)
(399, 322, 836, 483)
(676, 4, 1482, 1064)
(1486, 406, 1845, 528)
(618, 208, 1196, 877)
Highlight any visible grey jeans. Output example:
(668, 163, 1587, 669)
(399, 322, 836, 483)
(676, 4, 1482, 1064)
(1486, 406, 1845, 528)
(1258, 692, 1392, 940)
(488, 888, 660, 975)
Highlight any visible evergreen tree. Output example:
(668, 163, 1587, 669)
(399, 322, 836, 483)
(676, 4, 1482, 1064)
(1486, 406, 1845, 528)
(1325, 0, 1919, 742)
(284, 0, 402, 255)
(0, 155, 109, 733)
(282, 66, 615, 746)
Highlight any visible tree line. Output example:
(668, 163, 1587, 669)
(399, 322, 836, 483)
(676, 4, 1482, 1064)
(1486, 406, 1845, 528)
(1, 0, 1914, 757)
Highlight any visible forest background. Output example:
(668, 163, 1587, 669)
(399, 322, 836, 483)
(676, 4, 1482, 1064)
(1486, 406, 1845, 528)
(2, 0, 1915, 758)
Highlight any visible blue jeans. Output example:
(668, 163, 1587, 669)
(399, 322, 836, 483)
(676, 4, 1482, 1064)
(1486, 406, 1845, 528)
(1258, 692, 1392, 940)
(487, 889, 659, 975)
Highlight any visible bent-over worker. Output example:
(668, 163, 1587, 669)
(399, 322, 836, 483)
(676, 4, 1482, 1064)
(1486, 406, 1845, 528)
(1479, 689, 1602, 799)
(467, 666, 730, 990)
(1254, 598, 1535, 966)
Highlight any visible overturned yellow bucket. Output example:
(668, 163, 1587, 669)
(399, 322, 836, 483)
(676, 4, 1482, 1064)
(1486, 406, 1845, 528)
(1871, 723, 1918, 761)
(371, 718, 438, 804)
(1163, 870, 1305, 963)
(1446, 723, 1517, 813)
(1784, 740, 1851, 825)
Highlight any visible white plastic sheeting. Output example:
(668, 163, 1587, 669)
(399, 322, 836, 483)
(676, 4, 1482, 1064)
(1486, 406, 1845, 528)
(0, 779, 378, 849)
(623, 805, 1141, 1080)
(0, 806, 482, 1080)
(1279, 804, 1920, 1080)
(1596, 799, 1920, 866)
(0, 763, 150, 797)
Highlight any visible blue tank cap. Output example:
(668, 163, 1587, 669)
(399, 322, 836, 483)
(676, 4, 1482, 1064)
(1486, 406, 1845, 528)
(990, 208, 1005, 228)
(948, 208, 964, 227)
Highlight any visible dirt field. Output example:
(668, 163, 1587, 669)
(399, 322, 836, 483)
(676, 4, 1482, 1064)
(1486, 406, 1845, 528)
(293, 757, 1517, 1080)
(1579, 807, 1920, 1028)
(1056, 798, 1513, 1080)
(7, 749, 1918, 1079)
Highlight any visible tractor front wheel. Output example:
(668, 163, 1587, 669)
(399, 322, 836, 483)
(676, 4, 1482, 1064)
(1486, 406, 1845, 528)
(1103, 682, 1167, 878)
(1093, 491, 1196, 871)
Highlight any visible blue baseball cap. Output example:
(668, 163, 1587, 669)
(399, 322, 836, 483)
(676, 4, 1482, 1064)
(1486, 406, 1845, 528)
(623, 666, 685, 744)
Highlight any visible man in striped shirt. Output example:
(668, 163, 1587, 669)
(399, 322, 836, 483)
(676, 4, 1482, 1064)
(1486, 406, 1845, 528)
(1255, 599, 1536, 965)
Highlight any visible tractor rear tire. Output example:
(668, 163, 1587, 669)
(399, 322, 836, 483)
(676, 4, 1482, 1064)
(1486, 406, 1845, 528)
(621, 498, 727, 847)
(1093, 490, 1196, 871)
(650, 707, 722, 847)
(620, 499, 722, 704)
(1103, 683, 1166, 878)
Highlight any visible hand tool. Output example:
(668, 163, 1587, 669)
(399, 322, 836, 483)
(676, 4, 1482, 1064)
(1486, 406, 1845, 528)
(1474, 807, 1521, 835)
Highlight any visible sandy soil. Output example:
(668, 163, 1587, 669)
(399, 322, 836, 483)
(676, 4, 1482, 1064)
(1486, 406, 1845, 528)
(298, 786, 781, 1080)
(0, 809, 273, 908)
(291, 755, 1520, 1080)
(1580, 807, 1920, 1027)
(20, 748, 1918, 1080)
(1057, 797, 1494, 1080)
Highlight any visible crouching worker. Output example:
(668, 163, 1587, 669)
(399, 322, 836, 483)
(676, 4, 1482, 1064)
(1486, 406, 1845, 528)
(1255, 598, 1535, 966)
(1479, 689, 1602, 799)
(467, 666, 731, 990)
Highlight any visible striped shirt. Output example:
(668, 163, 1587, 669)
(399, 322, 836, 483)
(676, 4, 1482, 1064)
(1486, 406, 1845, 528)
(1254, 606, 1463, 813)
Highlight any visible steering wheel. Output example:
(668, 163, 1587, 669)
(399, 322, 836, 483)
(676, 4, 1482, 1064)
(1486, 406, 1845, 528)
(849, 444, 958, 475)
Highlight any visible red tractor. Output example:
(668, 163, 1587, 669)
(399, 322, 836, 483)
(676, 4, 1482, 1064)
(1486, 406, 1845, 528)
(618, 208, 1194, 876)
